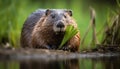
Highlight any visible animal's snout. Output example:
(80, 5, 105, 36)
(56, 21, 65, 28)
(53, 21, 66, 33)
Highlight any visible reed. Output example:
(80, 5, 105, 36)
(59, 25, 79, 49)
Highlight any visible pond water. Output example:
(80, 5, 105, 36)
(0, 53, 120, 69)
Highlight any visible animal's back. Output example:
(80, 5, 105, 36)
(20, 9, 46, 47)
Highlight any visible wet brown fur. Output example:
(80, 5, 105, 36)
(21, 9, 80, 52)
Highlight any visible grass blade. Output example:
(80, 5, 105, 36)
(58, 25, 78, 49)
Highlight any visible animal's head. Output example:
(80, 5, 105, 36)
(42, 9, 76, 34)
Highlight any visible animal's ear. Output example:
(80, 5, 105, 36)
(45, 9, 51, 16)
(65, 10, 72, 16)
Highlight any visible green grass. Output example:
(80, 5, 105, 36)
(59, 25, 78, 49)
(0, 0, 39, 47)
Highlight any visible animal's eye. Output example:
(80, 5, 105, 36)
(51, 15, 55, 19)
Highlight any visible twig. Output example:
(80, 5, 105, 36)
(81, 7, 99, 47)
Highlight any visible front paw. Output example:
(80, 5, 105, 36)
(61, 45, 70, 51)
(44, 45, 52, 49)
(46, 45, 58, 49)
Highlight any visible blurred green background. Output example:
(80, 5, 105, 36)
(0, 0, 118, 50)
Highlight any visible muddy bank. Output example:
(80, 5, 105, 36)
(0, 48, 120, 61)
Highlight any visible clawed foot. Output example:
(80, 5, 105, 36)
(60, 46, 71, 51)
(45, 45, 58, 49)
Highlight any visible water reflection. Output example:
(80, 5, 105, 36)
(0, 56, 120, 69)
(102, 56, 120, 69)
(20, 59, 79, 69)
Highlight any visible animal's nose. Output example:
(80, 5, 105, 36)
(56, 22, 65, 28)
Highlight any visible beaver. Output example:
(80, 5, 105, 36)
(20, 9, 80, 52)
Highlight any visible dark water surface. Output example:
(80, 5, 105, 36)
(0, 53, 120, 69)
